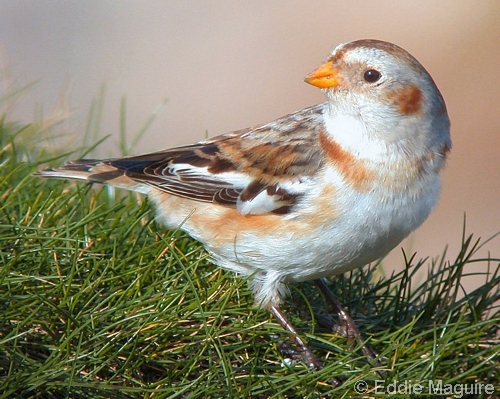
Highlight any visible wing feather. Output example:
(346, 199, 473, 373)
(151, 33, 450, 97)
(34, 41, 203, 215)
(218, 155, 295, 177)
(36, 103, 327, 215)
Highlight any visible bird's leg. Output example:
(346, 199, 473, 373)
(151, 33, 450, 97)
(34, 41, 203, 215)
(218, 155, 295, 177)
(268, 304, 322, 369)
(314, 278, 378, 362)
(268, 304, 344, 386)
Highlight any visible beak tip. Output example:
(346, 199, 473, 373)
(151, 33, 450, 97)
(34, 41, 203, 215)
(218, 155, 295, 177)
(303, 61, 338, 89)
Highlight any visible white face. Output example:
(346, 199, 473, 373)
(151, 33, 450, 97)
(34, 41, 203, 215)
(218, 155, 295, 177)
(327, 43, 425, 111)
(322, 40, 450, 157)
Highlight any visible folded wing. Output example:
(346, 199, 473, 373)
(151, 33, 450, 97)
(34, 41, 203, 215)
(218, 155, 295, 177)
(36, 104, 326, 215)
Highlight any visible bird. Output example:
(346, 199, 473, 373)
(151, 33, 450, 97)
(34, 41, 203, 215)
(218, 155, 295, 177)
(35, 39, 451, 369)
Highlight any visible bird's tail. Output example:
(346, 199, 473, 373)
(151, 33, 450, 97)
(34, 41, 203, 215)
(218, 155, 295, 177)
(34, 159, 150, 194)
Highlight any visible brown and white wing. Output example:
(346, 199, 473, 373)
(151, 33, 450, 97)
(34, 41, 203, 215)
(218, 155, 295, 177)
(36, 104, 327, 215)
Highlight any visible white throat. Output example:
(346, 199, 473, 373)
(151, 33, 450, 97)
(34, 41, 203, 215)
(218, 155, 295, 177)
(323, 109, 388, 161)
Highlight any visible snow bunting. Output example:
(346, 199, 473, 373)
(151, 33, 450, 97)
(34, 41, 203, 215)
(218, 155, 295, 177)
(36, 39, 451, 368)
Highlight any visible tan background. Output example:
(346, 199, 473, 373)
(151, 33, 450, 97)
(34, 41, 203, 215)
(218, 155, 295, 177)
(1, 1, 499, 292)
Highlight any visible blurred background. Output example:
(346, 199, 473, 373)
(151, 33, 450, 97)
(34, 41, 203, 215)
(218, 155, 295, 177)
(1, 1, 499, 292)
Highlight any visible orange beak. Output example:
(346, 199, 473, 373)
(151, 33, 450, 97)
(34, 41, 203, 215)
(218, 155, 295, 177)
(304, 61, 340, 88)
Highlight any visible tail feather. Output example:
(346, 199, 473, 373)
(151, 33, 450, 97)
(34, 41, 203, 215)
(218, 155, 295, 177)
(35, 159, 150, 194)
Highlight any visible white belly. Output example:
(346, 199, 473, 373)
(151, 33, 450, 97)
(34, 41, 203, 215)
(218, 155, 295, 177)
(149, 167, 441, 284)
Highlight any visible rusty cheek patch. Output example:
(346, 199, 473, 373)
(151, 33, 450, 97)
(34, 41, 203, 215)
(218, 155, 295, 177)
(387, 85, 423, 115)
(319, 132, 373, 188)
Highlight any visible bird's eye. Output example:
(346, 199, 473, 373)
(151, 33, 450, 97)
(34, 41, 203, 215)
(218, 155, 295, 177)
(364, 69, 381, 83)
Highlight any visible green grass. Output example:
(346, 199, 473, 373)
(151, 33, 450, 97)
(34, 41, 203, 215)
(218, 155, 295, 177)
(1, 113, 499, 398)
